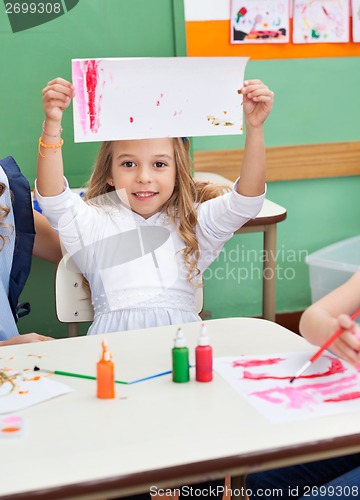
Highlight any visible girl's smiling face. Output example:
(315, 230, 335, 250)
(108, 138, 176, 219)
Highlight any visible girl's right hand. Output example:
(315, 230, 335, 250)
(42, 77, 75, 123)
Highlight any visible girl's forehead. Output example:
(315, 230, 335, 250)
(112, 138, 174, 156)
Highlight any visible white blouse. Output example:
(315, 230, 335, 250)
(36, 179, 265, 335)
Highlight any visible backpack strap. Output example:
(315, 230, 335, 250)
(0, 156, 35, 322)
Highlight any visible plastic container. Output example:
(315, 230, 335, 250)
(306, 236, 360, 303)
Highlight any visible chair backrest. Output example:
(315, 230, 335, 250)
(55, 257, 93, 337)
(55, 256, 204, 337)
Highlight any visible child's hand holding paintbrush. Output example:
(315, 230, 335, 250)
(290, 308, 360, 383)
(300, 272, 360, 367)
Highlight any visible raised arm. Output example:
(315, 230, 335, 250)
(237, 79, 274, 197)
(299, 271, 360, 366)
(33, 210, 62, 264)
(37, 78, 75, 197)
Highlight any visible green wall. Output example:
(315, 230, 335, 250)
(195, 57, 360, 320)
(1, 2, 359, 337)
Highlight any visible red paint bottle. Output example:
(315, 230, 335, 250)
(97, 340, 115, 399)
(195, 323, 213, 382)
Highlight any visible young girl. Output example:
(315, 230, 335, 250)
(0, 165, 60, 346)
(36, 77, 274, 335)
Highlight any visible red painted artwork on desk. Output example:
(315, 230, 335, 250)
(214, 353, 360, 422)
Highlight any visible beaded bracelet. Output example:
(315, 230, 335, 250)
(42, 121, 63, 137)
(38, 137, 64, 158)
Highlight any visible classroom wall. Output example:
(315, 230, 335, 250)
(1, 2, 359, 336)
(194, 57, 360, 319)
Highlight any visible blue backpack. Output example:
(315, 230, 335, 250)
(0, 156, 35, 321)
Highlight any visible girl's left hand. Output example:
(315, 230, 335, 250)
(241, 79, 274, 128)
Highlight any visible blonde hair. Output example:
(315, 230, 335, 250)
(0, 183, 12, 252)
(85, 138, 230, 283)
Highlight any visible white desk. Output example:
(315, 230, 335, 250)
(194, 173, 287, 321)
(1, 318, 360, 500)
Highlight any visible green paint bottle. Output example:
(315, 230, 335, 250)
(172, 328, 190, 383)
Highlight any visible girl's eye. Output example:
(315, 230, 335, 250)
(122, 161, 136, 168)
(154, 162, 166, 168)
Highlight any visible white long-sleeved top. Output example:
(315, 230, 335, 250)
(36, 179, 265, 334)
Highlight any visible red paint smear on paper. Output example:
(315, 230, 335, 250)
(243, 357, 345, 381)
(232, 357, 284, 369)
(250, 374, 358, 409)
(156, 93, 164, 106)
(2, 416, 21, 424)
(85, 60, 100, 132)
(130, 117, 134, 123)
(324, 391, 360, 403)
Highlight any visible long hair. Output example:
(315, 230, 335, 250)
(84, 138, 230, 283)
(0, 183, 12, 252)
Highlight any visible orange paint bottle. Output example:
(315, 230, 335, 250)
(96, 340, 115, 399)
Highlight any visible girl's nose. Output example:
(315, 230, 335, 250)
(136, 165, 151, 183)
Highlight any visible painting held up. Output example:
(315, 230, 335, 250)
(72, 57, 248, 143)
(214, 352, 360, 422)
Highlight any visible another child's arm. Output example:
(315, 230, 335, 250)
(0, 333, 53, 346)
(32, 210, 62, 264)
(37, 78, 75, 197)
(237, 80, 274, 197)
(299, 271, 360, 366)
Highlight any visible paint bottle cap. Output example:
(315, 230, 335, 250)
(101, 339, 112, 361)
(198, 323, 210, 346)
(174, 328, 187, 348)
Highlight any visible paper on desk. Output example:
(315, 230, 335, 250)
(0, 369, 73, 414)
(214, 352, 360, 422)
(72, 57, 248, 142)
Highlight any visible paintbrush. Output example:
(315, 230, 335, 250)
(34, 366, 128, 385)
(289, 307, 360, 383)
(34, 366, 174, 385)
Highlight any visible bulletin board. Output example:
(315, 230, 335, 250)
(185, 0, 360, 59)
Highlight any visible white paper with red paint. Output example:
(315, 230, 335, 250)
(293, 0, 349, 44)
(353, 0, 360, 42)
(214, 352, 360, 422)
(71, 57, 248, 142)
(0, 370, 73, 414)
